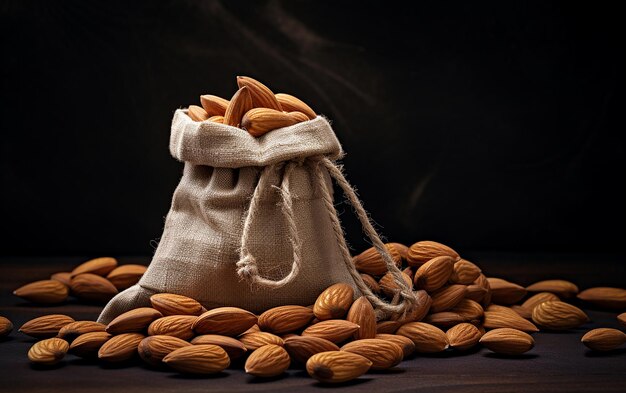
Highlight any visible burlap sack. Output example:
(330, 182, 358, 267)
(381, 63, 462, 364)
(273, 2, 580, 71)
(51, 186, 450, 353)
(98, 110, 417, 324)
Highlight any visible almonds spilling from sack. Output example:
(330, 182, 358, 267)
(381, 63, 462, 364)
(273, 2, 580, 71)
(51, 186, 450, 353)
(10, 239, 625, 385)
(185, 76, 317, 137)
(13, 257, 146, 305)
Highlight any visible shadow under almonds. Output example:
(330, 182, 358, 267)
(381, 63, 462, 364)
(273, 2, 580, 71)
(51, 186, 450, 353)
(584, 348, 626, 358)
(484, 353, 539, 360)
(168, 371, 230, 379)
(313, 378, 373, 388)
(246, 372, 289, 383)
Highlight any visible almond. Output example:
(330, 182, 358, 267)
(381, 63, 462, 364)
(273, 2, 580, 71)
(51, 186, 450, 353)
(466, 284, 488, 303)
(71, 257, 118, 277)
(313, 283, 354, 320)
(577, 287, 626, 309)
(14, 280, 69, 304)
(162, 344, 229, 374)
(423, 312, 466, 329)
(191, 334, 247, 359)
(98, 332, 145, 362)
(0, 316, 13, 337)
(618, 312, 626, 328)
(581, 328, 626, 351)
(258, 305, 314, 334)
(413, 256, 455, 292)
(451, 299, 484, 322)
(396, 322, 448, 353)
(70, 273, 118, 303)
(407, 241, 459, 266)
(430, 284, 468, 313)
(510, 305, 532, 320)
(241, 108, 297, 137)
(148, 315, 196, 340)
(106, 264, 147, 290)
(19, 314, 75, 338)
(526, 280, 578, 298)
(238, 331, 284, 351)
(388, 242, 409, 261)
(480, 328, 534, 355)
(187, 105, 208, 121)
(341, 338, 403, 370)
(390, 290, 432, 324)
(346, 296, 376, 339)
(287, 111, 310, 123)
(487, 278, 526, 305)
(107, 307, 163, 334)
(376, 320, 401, 334)
(69, 331, 112, 358)
(28, 338, 69, 365)
(352, 244, 402, 275)
(521, 292, 560, 311)
(375, 334, 416, 358)
(306, 351, 372, 383)
(224, 86, 254, 126)
(193, 307, 257, 336)
(208, 115, 225, 123)
(403, 266, 415, 281)
(284, 335, 340, 363)
(57, 321, 106, 342)
(243, 324, 261, 334)
(446, 323, 482, 351)
(150, 293, 203, 316)
(200, 94, 229, 116)
(473, 274, 492, 306)
(237, 76, 282, 111)
(50, 272, 72, 287)
(532, 301, 589, 330)
(450, 259, 482, 284)
(245, 344, 291, 377)
(302, 320, 360, 343)
(483, 305, 539, 333)
(137, 335, 191, 366)
(360, 273, 381, 294)
(275, 93, 316, 119)
(379, 272, 413, 298)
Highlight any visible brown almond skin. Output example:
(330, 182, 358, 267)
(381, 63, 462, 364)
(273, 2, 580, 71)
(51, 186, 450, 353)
(245, 344, 291, 377)
(390, 290, 432, 324)
(618, 312, 626, 328)
(224, 86, 253, 126)
(57, 321, 106, 342)
(238, 331, 284, 351)
(19, 314, 75, 339)
(451, 298, 484, 321)
(241, 108, 297, 137)
(71, 257, 118, 277)
(483, 307, 539, 333)
(257, 305, 314, 335)
(69, 331, 112, 358)
(396, 322, 448, 353)
(526, 280, 579, 298)
(0, 316, 14, 337)
(430, 285, 468, 313)
(106, 264, 147, 290)
(577, 287, 626, 309)
(106, 307, 163, 334)
(187, 105, 208, 121)
(450, 259, 482, 284)
(200, 94, 229, 116)
(480, 328, 534, 355)
(284, 336, 340, 364)
(98, 333, 145, 362)
(70, 273, 118, 303)
(191, 335, 247, 359)
(306, 351, 372, 383)
(28, 338, 69, 365)
(424, 312, 466, 329)
(237, 76, 282, 111)
(313, 283, 354, 321)
(407, 241, 459, 266)
(352, 244, 402, 276)
(413, 256, 455, 292)
(150, 293, 203, 316)
(137, 335, 191, 366)
(341, 339, 404, 370)
(446, 323, 482, 351)
(14, 280, 69, 304)
(50, 272, 72, 287)
(375, 334, 416, 358)
(163, 344, 230, 374)
(376, 321, 401, 334)
(532, 301, 589, 330)
(521, 292, 560, 311)
(360, 273, 381, 294)
(581, 328, 626, 351)
(275, 93, 316, 119)
(346, 296, 376, 339)
(487, 278, 527, 305)
(379, 272, 413, 298)
(148, 315, 196, 340)
(474, 274, 492, 306)
(301, 320, 360, 344)
(193, 307, 257, 337)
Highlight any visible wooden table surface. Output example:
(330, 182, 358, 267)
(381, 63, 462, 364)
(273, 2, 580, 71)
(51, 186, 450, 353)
(1, 254, 625, 392)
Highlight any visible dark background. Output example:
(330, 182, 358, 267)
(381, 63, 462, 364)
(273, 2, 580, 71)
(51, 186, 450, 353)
(1, 1, 624, 257)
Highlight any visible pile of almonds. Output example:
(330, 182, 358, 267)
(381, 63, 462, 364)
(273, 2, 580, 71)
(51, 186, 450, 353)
(3, 241, 625, 383)
(186, 76, 317, 137)
(12, 257, 147, 305)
